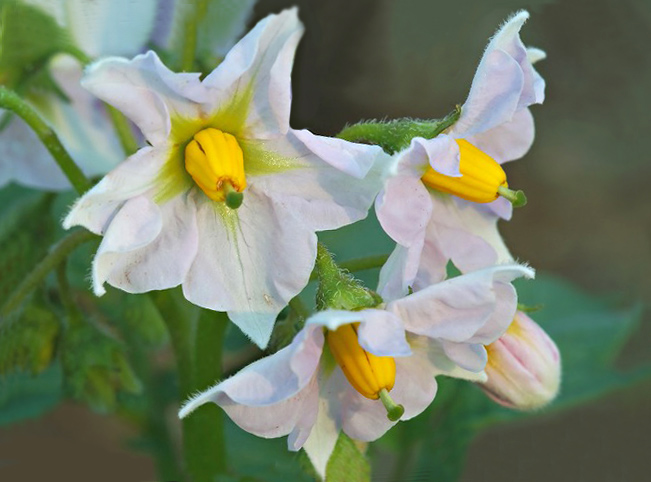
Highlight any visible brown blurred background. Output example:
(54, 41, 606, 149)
(2, 0, 650, 480)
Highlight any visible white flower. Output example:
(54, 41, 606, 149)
(63, 9, 387, 348)
(178, 264, 534, 478)
(0, 0, 159, 190)
(376, 11, 545, 299)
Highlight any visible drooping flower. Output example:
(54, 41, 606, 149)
(377, 11, 545, 299)
(480, 310, 561, 410)
(0, 0, 159, 190)
(63, 9, 387, 348)
(179, 263, 534, 478)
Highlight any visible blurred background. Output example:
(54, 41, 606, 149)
(2, 0, 650, 480)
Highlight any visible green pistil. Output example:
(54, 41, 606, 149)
(498, 186, 528, 208)
(379, 388, 404, 422)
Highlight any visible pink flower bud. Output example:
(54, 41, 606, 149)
(480, 311, 561, 410)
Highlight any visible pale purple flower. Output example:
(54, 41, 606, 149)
(377, 11, 545, 300)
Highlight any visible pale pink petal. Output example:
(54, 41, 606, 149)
(388, 264, 534, 342)
(467, 108, 535, 164)
(414, 337, 487, 382)
(182, 188, 317, 348)
(246, 132, 383, 232)
(466, 277, 519, 344)
(452, 11, 543, 138)
(82, 51, 206, 145)
(376, 175, 432, 248)
(203, 8, 303, 138)
(377, 242, 427, 302)
(92, 194, 198, 296)
(303, 381, 342, 479)
(63, 146, 168, 234)
(179, 326, 324, 440)
(442, 341, 488, 372)
(411, 135, 461, 177)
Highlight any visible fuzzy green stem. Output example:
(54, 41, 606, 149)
(309, 253, 389, 282)
(183, 310, 229, 480)
(337, 106, 461, 154)
(0, 85, 91, 194)
(156, 295, 229, 482)
(0, 229, 97, 319)
(179, 0, 209, 72)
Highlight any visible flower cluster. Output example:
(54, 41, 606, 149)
(4, 4, 562, 480)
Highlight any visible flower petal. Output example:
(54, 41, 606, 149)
(179, 325, 324, 441)
(387, 264, 534, 342)
(466, 277, 519, 344)
(416, 337, 488, 382)
(92, 194, 199, 296)
(442, 341, 488, 372)
(247, 131, 384, 232)
(467, 108, 535, 164)
(307, 309, 411, 357)
(182, 188, 317, 348)
(203, 8, 303, 138)
(65, 0, 158, 57)
(377, 242, 428, 302)
(376, 175, 432, 248)
(303, 383, 342, 480)
(453, 11, 544, 138)
(82, 51, 206, 145)
(411, 135, 461, 177)
(63, 146, 168, 234)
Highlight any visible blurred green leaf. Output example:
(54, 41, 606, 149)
(0, 191, 55, 315)
(326, 433, 371, 482)
(0, 363, 63, 426)
(0, 0, 72, 91)
(0, 304, 59, 375)
(60, 321, 141, 413)
(162, 0, 257, 71)
(224, 417, 313, 482)
(373, 272, 651, 481)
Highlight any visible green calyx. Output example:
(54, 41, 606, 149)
(315, 243, 382, 311)
(336, 105, 461, 154)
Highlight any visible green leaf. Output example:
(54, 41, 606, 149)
(326, 433, 371, 482)
(373, 273, 651, 482)
(0, 363, 63, 426)
(0, 0, 72, 91)
(0, 191, 56, 314)
(0, 304, 60, 375)
(97, 289, 169, 348)
(60, 322, 142, 413)
(224, 418, 313, 482)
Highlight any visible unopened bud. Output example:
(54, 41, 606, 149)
(480, 311, 561, 411)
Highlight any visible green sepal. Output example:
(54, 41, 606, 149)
(315, 243, 382, 311)
(0, 304, 60, 375)
(336, 105, 461, 154)
(60, 321, 142, 413)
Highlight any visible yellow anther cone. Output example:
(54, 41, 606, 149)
(421, 139, 507, 203)
(326, 323, 396, 400)
(185, 128, 246, 202)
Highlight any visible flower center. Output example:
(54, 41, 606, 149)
(421, 139, 526, 206)
(327, 322, 404, 421)
(185, 128, 246, 208)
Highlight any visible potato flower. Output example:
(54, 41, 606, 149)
(179, 263, 534, 478)
(63, 9, 387, 347)
(377, 11, 545, 299)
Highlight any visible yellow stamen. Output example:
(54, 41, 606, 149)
(185, 128, 246, 204)
(326, 323, 396, 400)
(421, 139, 508, 204)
